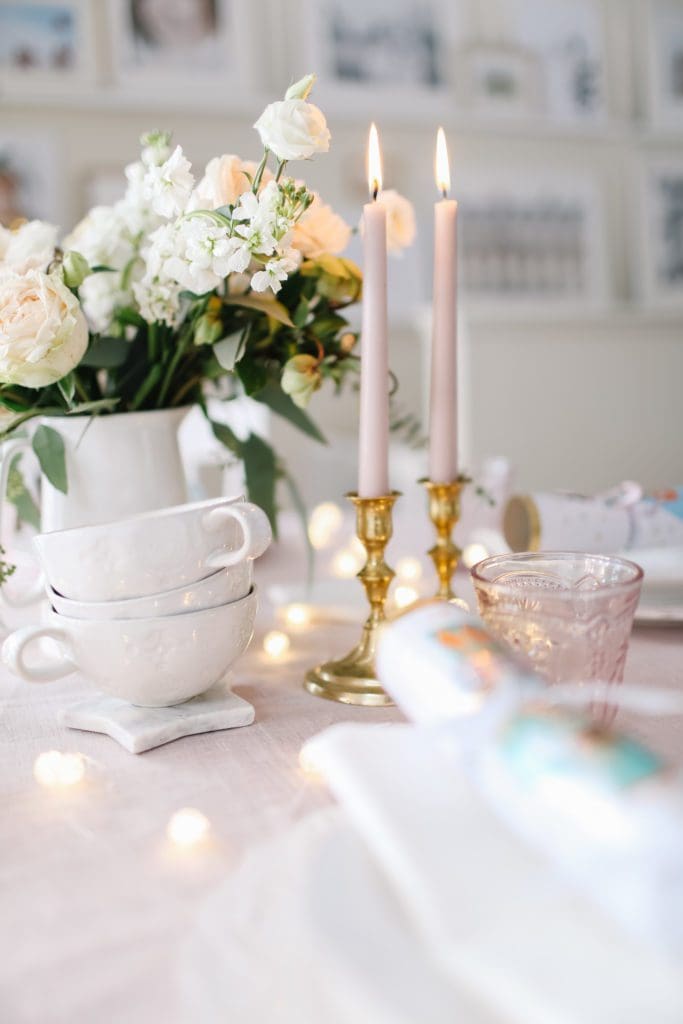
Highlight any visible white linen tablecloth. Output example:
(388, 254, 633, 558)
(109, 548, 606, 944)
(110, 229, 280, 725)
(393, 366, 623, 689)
(0, 537, 681, 1023)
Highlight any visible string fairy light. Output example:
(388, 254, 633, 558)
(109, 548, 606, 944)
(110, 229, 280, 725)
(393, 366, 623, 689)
(262, 630, 291, 660)
(33, 750, 86, 788)
(166, 807, 210, 848)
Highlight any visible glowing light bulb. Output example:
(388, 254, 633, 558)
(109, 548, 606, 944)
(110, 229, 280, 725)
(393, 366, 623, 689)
(463, 543, 489, 569)
(308, 502, 343, 549)
(262, 630, 291, 659)
(166, 807, 210, 848)
(299, 743, 324, 781)
(396, 556, 423, 583)
(394, 585, 419, 609)
(284, 603, 311, 629)
(331, 548, 361, 579)
(33, 750, 85, 788)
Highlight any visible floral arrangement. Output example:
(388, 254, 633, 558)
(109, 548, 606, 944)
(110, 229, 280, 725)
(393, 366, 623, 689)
(0, 74, 415, 530)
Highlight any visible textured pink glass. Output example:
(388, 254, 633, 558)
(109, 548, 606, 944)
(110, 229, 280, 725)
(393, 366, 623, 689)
(471, 552, 643, 685)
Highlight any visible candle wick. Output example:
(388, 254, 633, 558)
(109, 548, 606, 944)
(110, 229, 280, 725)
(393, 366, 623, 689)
(372, 183, 379, 202)
(441, 187, 448, 200)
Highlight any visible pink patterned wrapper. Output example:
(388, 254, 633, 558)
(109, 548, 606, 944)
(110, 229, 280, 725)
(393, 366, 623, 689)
(504, 485, 683, 553)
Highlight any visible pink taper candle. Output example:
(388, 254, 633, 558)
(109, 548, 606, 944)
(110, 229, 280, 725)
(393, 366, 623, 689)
(428, 127, 458, 483)
(358, 123, 390, 498)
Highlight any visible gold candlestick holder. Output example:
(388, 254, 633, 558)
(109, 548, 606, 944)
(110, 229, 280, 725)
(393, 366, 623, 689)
(422, 478, 467, 599)
(305, 491, 400, 706)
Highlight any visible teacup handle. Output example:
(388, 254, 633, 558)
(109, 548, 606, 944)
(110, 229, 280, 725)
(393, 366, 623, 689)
(202, 501, 272, 568)
(0, 438, 46, 609)
(2, 625, 77, 683)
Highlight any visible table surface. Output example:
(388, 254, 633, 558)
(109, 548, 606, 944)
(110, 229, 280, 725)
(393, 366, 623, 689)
(1, 544, 682, 1024)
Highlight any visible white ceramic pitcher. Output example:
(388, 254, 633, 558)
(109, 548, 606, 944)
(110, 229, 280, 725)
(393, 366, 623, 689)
(0, 407, 189, 606)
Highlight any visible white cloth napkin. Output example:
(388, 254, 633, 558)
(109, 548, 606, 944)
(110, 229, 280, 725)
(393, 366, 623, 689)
(304, 722, 683, 1024)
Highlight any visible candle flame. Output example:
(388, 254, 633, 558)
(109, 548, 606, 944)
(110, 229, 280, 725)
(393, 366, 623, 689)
(435, 127, 450, 197)
(367, 123, 382, 199)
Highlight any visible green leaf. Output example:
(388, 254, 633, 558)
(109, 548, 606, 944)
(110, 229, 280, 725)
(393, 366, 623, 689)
(209, 419, 242, 457)
(57, 372, 75, 406)
(252, 381, 327, 444)
(237, 358, 268, 396)
(214, 331, 245, 372)
(224, 293, 294, 327)
(32, 425, 67, 494)
(293, 299, 309, 328)
(241, 433, 278, 537)
(80, 336, 130, 369)
(280, 465, 314, 589)
(6, 455, 40, 530)
(115, 307, 145, 328)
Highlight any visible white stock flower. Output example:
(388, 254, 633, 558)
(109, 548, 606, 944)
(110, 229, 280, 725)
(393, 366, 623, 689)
(0, 220, 58, 275)
(143, 145, 195, 219)
(291, 194, 351, 258)
(251, 248, 301, 294)
(63, 206, 131, 268)
(191, 155, 271, 211)
(254, 99, 330, 162)
(372, 189, 417, 253)
(79, 272, 126, 334)
(0, 270, 88, 387)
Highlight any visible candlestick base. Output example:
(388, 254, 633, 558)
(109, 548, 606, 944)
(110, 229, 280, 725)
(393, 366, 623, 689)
(304, 491, 399, 706)
(422, 477, 468, 600)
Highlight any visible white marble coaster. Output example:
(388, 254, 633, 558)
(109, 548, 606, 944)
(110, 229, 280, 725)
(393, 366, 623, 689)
(59, 680, 255, 754)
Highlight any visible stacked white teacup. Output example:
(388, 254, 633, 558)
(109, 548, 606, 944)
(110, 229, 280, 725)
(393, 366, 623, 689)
(2, 496, 271, 707)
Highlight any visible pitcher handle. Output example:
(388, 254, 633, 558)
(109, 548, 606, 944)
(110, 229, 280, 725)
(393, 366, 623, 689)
(2, 624, 77, 683)
(0, 440, 45, 609)
(202, 502, 272, 568)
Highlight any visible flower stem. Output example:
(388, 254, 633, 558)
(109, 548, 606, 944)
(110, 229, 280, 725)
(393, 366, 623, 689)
(252, 149, 270, 193)
(275, 159, 287, 183)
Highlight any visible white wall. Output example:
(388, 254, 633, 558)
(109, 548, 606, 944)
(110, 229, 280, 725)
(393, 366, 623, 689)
(2, 0, 682, 501)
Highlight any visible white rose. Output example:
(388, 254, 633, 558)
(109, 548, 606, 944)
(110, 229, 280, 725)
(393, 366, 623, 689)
(190, 155, 272, 211)
(291, 194, 351, 258)
(0, 270, 88, 388)
(254, 99, 331, 162)
(0, 220, 58, 275)
(371, 189, 417, 253)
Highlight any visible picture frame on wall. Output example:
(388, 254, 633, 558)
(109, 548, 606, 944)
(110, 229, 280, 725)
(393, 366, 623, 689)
(0, 0, 97, 95)
(457, 0, 607, 124)
(637, 156, 683, 307)
(455, 171, 609, 312)
(0, 133, 61, 226)
(107, 0, 255, 100)
(644, 0, 683, 128)
(297, 0, 455, 119)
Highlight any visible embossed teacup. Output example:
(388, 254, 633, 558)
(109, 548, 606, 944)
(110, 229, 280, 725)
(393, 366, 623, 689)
(2, 588, 258, 707)
(47, 564, 251, 621)
(33, 496, 271, 603)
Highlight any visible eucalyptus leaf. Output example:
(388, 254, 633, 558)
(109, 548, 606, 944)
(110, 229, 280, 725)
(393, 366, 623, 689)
(252, 381, 327, 444)
(214, 332, 245, 372)
(280, 465, 314, 589)
(80, 336, 130, 369)
(32, 425, 67, 494)
(6, 455, 40, 531)
(241, 433, 278, 537)
(209, 419, 242, 457)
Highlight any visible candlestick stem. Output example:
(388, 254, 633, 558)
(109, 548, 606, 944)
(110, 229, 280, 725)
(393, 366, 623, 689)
(305, 491, 399, 706)
(422, 479, 466, 599)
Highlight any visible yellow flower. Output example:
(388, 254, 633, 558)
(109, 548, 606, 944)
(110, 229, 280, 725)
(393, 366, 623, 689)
(281, 354, 321, 408)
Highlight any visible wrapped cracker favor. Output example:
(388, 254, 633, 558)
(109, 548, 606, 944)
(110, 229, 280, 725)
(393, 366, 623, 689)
(377, 602, 683, 953)
(504, 485, 683, 553)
